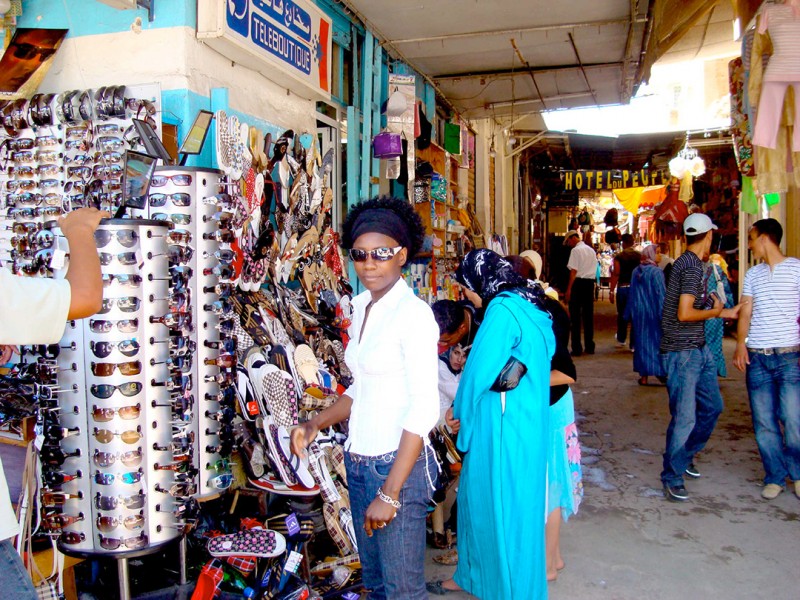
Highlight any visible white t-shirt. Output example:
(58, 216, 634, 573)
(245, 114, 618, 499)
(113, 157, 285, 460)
(567, 241, 598, 279)
(0, 270, 71, 541)
(437, 359, 461, 427)
(344, 278, 440, 456)
(741, 257, 800, 349)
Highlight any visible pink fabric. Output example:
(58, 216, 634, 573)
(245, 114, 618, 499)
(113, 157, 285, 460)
(752, 81, 800, 150)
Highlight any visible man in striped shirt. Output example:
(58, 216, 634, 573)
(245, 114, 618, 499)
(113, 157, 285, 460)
(660, 213, 741, 502)
(733, 219, 800, 500)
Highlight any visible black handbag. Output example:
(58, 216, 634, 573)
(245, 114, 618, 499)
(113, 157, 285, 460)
(490, 356, 527, 392)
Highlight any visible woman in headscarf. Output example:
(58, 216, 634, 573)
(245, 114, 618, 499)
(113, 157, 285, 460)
(704, 253, 734, 377)
(624, 244, 667, 385)
(507, 254, 582, 582)
(291, 196, 440, 599)
(427, 249, 555, 599)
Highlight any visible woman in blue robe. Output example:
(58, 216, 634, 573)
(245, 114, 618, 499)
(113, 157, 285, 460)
(624, 245, 667, 385)
(428, 250, 555, 599)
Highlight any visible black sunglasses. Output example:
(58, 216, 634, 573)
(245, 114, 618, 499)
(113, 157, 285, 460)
(348, 246, 403, 262)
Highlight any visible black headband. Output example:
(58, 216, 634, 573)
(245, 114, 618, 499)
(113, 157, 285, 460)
(351, 208, 411, 250)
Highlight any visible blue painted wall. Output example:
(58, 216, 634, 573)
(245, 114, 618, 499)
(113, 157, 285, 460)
(16, 0, 196, 37)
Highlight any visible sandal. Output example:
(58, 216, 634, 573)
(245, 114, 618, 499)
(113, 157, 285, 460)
(426, 580, 461, 595)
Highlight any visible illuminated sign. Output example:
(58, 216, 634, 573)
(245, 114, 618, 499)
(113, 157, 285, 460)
(562, 169, 669, 191)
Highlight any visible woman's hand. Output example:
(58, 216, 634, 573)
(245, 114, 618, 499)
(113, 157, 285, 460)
(364, 496, 398, 537)
(445, 406, 460, 433)
(290, 421, 319, 457)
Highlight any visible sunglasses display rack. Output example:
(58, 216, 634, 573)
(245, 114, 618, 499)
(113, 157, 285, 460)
(50, 219, 198, 557)
(0, 87, 160, 225)
(140, 167, 234, 499)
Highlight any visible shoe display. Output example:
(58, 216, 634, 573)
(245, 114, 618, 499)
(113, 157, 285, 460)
(761, 483, 784, 500)
(685, 461, 701, 479)
(664, 483, 689, 502)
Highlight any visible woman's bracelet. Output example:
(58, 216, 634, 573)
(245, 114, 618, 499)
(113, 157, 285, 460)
(376, 487, 401, 509)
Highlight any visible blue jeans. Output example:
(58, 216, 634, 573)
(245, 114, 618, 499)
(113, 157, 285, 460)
(661, 346, 724, 487)
(746, 351, 800, 485)
(0, 539, 36, 600)
(345, 447, 436, 600)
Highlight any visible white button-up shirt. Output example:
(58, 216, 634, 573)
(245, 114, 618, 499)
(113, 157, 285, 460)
(343, 278, 440, 456)
(567, 241, 599, 279)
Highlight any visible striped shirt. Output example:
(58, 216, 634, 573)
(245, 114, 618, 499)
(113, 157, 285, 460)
(741, 257, 800, 348)
(759, 5, 800, 81)
(660, 251, 706, 352)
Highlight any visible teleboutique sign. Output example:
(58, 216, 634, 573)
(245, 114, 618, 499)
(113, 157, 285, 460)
(562, 169, 669, 191)
(198, 0, 332, 100)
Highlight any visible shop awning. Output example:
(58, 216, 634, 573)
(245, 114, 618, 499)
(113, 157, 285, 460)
(612, 186, 667, 213)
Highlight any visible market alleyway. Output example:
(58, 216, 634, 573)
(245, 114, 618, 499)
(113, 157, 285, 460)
(426, 299, 798, 600)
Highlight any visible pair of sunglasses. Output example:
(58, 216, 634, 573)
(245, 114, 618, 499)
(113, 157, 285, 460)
(348, 246, 403, 262)
(94, 491, 145, 511)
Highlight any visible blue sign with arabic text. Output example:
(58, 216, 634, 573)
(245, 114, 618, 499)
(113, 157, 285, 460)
(253, 0, 311, 42)
(250, 12, 311, 75)
(226, 0, 250, 37)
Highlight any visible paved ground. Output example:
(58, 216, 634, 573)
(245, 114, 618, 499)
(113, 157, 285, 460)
(425, 300, 799, 599)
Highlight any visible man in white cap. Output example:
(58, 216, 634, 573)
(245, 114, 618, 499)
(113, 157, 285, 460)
(659, 213, 741, 502)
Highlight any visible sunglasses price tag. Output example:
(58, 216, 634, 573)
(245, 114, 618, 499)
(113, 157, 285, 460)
(33, 423, 45, 451)
(51, 249, 67, 271)
(284, 550, 303, 574)
(285, 513, 300, 536)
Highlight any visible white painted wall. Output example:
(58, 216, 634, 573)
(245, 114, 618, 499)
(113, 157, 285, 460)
(35, 26, 316, 133)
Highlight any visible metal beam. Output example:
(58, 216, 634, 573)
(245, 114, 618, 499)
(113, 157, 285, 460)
(387, 19, 635, 45)
(487, 91, 596, 109)
(567, 32, 600, 106)
(434, 62, 624, 81)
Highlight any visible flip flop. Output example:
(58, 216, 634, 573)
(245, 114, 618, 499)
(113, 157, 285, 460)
(261, 370, 298, 428)
(309, 553, 360, 577)
(323, 500, 355, 556)
(293, 344, 320, 388)
(192, 559, 225, 600)
(207, 529, 286, 558)
(248, 472, 319, 497)
(306, 441, 340, 503)
(277, 424, 315, 488)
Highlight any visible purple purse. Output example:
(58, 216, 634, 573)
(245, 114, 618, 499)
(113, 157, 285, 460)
(372, 131, 402, 158)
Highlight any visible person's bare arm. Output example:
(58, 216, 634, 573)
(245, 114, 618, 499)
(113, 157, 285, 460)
(60, 208, 109, 319)
(677, 293, 741, 322)
(733, 296, 753, 372)
(550, 369, 576, 386)
(565, 269, 577, 303)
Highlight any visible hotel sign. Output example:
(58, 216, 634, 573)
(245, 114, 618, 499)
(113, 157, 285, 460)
(198, 0, 332, 100)
(562, 169, 669, 191)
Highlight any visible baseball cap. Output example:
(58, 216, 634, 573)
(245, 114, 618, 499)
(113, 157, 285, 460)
(563, 231, 580, 245)
(683, 213, 718, 235)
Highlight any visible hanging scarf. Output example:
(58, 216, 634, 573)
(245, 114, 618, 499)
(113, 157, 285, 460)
(456, 249, 547, 312)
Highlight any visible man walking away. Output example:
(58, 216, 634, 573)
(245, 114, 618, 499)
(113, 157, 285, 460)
(564, 230, 598, 356)
(609, 234, 641, 348)
(660, 213, 741, 502)
(733, 218, 800, 500)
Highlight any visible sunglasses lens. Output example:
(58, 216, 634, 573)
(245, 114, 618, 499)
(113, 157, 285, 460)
(94, 230, 111, 247)
(119, 381, 143, 396)
(124, 515, 144, 530)
(348, 249, 367, 262)
(171, 193, 191, 206)
(117, 361, 142, 376)
(121, 451, 142, 468)
(118, 252, 137, 266)
(95, 495, 118, 510)
(97, 516, 117, 532)
(92, 407, 115, 422)
(95, 473, 114, 485)
(121, 472, 142, 484)
(99, 536, 121, 550)
(118, 319, 139, 332)
(62, 532, 85, 545)
(90, 320, 112, 333)
(91, 362, 116, 376)
(94, 429, 114, 443)
(122, 494, 145, 509)
(90, 384, 113, 399)
(118, 405, 140, 419)
(121, 430, 141, 444)
(94, 452, 114, 467)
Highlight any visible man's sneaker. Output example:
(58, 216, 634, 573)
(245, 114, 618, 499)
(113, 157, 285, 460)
(761, 483, 784, 500)
(664, 484, 689, 502)
(615, 339, 626, 348)
(685, 462, 701, 479)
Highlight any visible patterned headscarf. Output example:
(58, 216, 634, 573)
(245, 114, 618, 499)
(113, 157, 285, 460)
(641, 244, 658, 266)
(456, 249, 547, 311)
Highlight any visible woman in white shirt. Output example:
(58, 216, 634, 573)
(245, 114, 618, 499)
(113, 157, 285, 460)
(291, 196, 439, 599)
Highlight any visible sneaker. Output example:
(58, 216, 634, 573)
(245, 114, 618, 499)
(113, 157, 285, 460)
(664, 483, 689, 502)
(761, 483, 784, 500)
(685, 462, 701, 479)
(615, 339, 626, 348)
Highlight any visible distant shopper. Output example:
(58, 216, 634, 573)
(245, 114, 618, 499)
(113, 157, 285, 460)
(609, 234, 641, 348)
(659, 213, 740, 502)
(0, 207, 108, 600)
(733, 219, 800, 500)
(704, 254, 735, 377)
(624, 245, 667, 385)
(564, 230, 598, 356)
